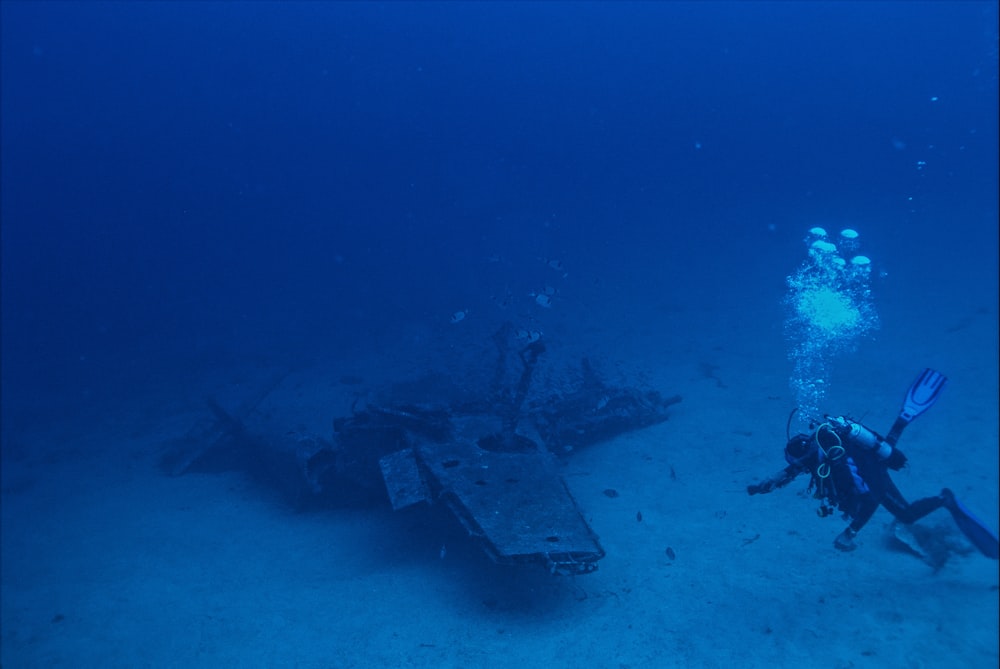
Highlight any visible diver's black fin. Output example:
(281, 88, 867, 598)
(901, 368, 947, 421)
(944, 489, 999, 560)
(886, 368, 947, 445)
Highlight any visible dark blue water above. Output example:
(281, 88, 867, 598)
(2, 1, 997, 422)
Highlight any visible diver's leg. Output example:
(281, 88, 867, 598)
(834, 476, 937, 552)
(881, 479, 945, 523)
(848, 498, 880, 533)
(940, 489, 1000, 559)
(834, 497, 880, 552)
(885, 483, 999, 559)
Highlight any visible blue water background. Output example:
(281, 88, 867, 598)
(4, 2, 996, 428)
(3, 3, 998, 666)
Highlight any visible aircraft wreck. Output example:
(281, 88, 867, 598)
(162, 323, 680, 575)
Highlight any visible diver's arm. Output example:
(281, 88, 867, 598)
(747, 465, 801, 495)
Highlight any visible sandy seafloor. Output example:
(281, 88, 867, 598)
(2, 239, 998, 669)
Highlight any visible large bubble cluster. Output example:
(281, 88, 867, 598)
(785, 227, 878, 421)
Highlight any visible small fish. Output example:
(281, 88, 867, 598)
(542, 258, 564, 271)
(636, 510, 643, 522)
(491, 288, 515, 309)
(514, 328, 543, 343)
(450, 310, 469, 324)
(439, 544, 447, 559)
(533, 293, 552, 308)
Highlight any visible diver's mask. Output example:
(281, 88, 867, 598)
(784, 424, 846, 473)
(784, 434, 814, 467)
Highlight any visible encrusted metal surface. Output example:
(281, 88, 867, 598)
(419, 437, 604, 572)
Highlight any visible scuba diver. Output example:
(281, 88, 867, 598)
(748, 369, 1000, 558)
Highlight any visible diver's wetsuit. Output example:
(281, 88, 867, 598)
(750, 370, 999, 558)
(843, 455, 948, 532)
(750, 436, 948, 550)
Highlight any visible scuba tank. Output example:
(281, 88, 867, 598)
(822, 368, 947, 470)
(824, 416, 894, 460)
(823, 415, 908, 470)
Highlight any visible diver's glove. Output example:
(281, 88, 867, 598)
(885, 447, 908, 471)
(747, 480, 773, 496)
